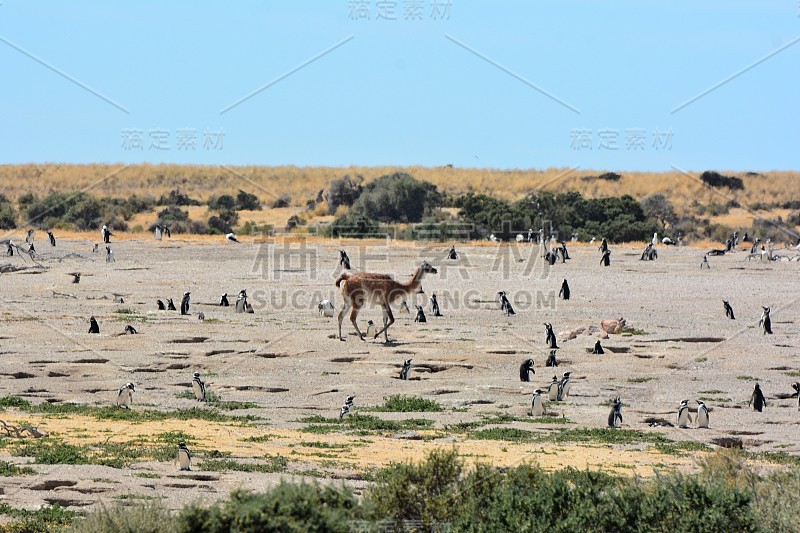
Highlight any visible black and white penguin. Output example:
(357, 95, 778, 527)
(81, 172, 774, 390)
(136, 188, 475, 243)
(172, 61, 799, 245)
(124, 325, 137, 335)
(701, 255, 710, 269)
(547, 375, 560, 401)
(498, 291, 515, 316)
(235, 290, 248, 313)
(339, 250, 351, 270)
(600, 249, 611, 266)
(180, 292, 191, 316)
(430, 294, 442, 317)
(47, 231, 56, 247)
(677, 399, 692, 428)
(519, 359, 535, 382)
(531, 389, 546, 417)
(116, 382, 135, 408)
(6, 241, 13, 256)
(696, 400, 709, 428)
(88, 316, 100, 334)
(220, 293, 229, 307)
(25, 229, 34, 244)
(157, 299, 166, 311)
(591, 340, 604, 355)
(544, 323, 558, 349)
(545, 350, 558, 367)
(339, 395, 355, 420)
(365, 320, 376, 340)
(608, 397, 623, 428)
(318, 299, 335, 317)
(102, 225, 112, 244)
(192, 371, 206, 402)
(167, 298, 177, 311)
(558, 279, 570, 300)
(759, 307, 772, 334)
(448, 246, 458, 260)
(792, 382, 800, 410)
(226, 232, 239, 243)
(749, 383, 767, 412)
(177, 442, 192, 471)
(414, 306, 427, 323)
(557, 371, 571, 401)
(723, 300, 735, 320)
(400, 359, 412, 380)
(106, 246, 114, 262)
(68, 272, 81, 284)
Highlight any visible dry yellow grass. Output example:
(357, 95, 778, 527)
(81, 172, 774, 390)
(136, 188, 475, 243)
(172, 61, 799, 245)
(2, 164, 798, 212)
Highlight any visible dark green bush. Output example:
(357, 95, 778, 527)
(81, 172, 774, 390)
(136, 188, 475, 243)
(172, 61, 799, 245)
(700, 171, 745, 191)
(349, 172, 441, 223)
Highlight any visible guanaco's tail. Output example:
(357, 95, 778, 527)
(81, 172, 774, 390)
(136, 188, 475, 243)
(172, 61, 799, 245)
(335, 272, 350, 287)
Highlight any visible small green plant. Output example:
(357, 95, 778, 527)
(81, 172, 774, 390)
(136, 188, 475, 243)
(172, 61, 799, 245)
(201, 455, 289, 474)
(627, 377, 655, 383)
(373, 395, 444, 413)
(0, 396, 32, 409)
(0, 460, 36, 476)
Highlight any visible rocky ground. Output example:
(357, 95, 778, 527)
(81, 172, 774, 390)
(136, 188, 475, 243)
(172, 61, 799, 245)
(0, 233, 798, 515)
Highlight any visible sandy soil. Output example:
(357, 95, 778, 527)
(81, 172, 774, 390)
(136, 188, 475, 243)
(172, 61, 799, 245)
(0, 232, 798, 512)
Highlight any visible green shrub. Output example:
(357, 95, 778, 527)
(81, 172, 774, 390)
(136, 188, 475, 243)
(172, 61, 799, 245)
(374, 395, 444, 413)
(67, 503, 177, 533)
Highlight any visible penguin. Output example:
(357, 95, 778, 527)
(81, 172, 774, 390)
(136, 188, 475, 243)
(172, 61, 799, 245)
(640, 243, 653, 261)
(592, 340, 604, 355)
(6, 242, 13, 256)
(696, 400, 709, 428)
(723, 300, 735, 320)
(116, 382, 135, 408)
(600, 249, 611, 266)
(68, 272, 81, 284)
(339, 395, 355, 420)
(102, 225, 112, 244)
(220, 293, 229, 307)
(365, 320, 376, 339)
(88, 316, 100, 334)
(557, 371, 571, 401)
(318, 299, 335, 317)
(544, 323, 558, 349)
(167, 298, 177, 311)
(531, 389, 546, 417)
(701, 255, 710, 269)
(197, 312, 205, 321)
(47, 231, 56, 247)
(235, 290, 248, 313)
(547, 375, 560, 401)
(414, 305, 427, 323)
(448, 246, 458, 260)
(157, 299, 166, 311)
(339, 250, 351, 270)
(498, 291, 515, 316)
(545, 350, 558, 367)
(792, 382, 800, 409)
(430, 293, 442, 317)
(519, 359, 535, 382)
(162, 226, 171, 238)
(749, 383, 767, 412)
(154, 226, 162, 240)
(608, 397, 623, 428)
(558, 279, 570, 300)
(400, 359, 412, 380)
(180, 292, 191, 316)
(114, 295, 125, 304)
(677, 399, 692, 428)
(400, 300, 410, 314)
(759, 307, 772, 334)
(559, 241, 569, 261)
(192, 371, 206, 402)
(124, 325, 137, 335)
(599, 238, 608, 253)
(27, 243, 35, 257)
(226, 232, 239, 243)
(177, 442, 192, 471)
(106, 246, 114, 262)
(25, 229, 34, 244)
(92, 243, 99, 253)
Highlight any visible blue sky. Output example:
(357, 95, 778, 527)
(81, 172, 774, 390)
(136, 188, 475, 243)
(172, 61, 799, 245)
(0, 1, 797, 171)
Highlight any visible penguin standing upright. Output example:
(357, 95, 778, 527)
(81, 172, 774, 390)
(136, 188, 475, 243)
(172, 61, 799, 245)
(531, 389, 546, 417)
(102, 225, 112, 244)
(599, 238, 608, 253)
(677, 399, 692, 428)
(47, 231, 56, 247)
(600, 249, 611, 266)
(339, 250, 351, 270)
(723, 300, 735, 320)
(701, 255, 710, 269)
(220, 293, 229, 307)
(25, 229, 34, 244)
(177, 442, 192, 471)
(339, 395, 355, 419)
(749, 383, 767, 412)
(759, 307, 772, 334)
(557, 371, 571, 401)
(6, 242, 13, 256)
(365, 320, 376, 339)
(545, 350, 558, 367)
(157, 299, 166, 310)
(116, 383, 135, 408)
(498, 291, 515, 316)
(400, 359, 412, 380)
(608, 397, 623, 428)
(430, 293, 442, 317)
(519, 359, 535, 382)
(106, 246, 114, 262)
(414, 306, 427, 323)
(592, 340, 604, 354)
(558, 279, 570, 300)
(180, 292, 191, 315)
(544, 323, 558, 349)
(88, 316, 100, 334)
(235, 290, 249, 313)
(167, 298, 177, 311)
(791, 382, 800, 410)
(547, 375, 560, 401)
(192, 371, 206, 402)
(448, 246, 458, 260)
(696, 400, 709, 428)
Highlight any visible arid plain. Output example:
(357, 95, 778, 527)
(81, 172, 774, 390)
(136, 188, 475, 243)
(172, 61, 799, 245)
(0, 233, 798, 513)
